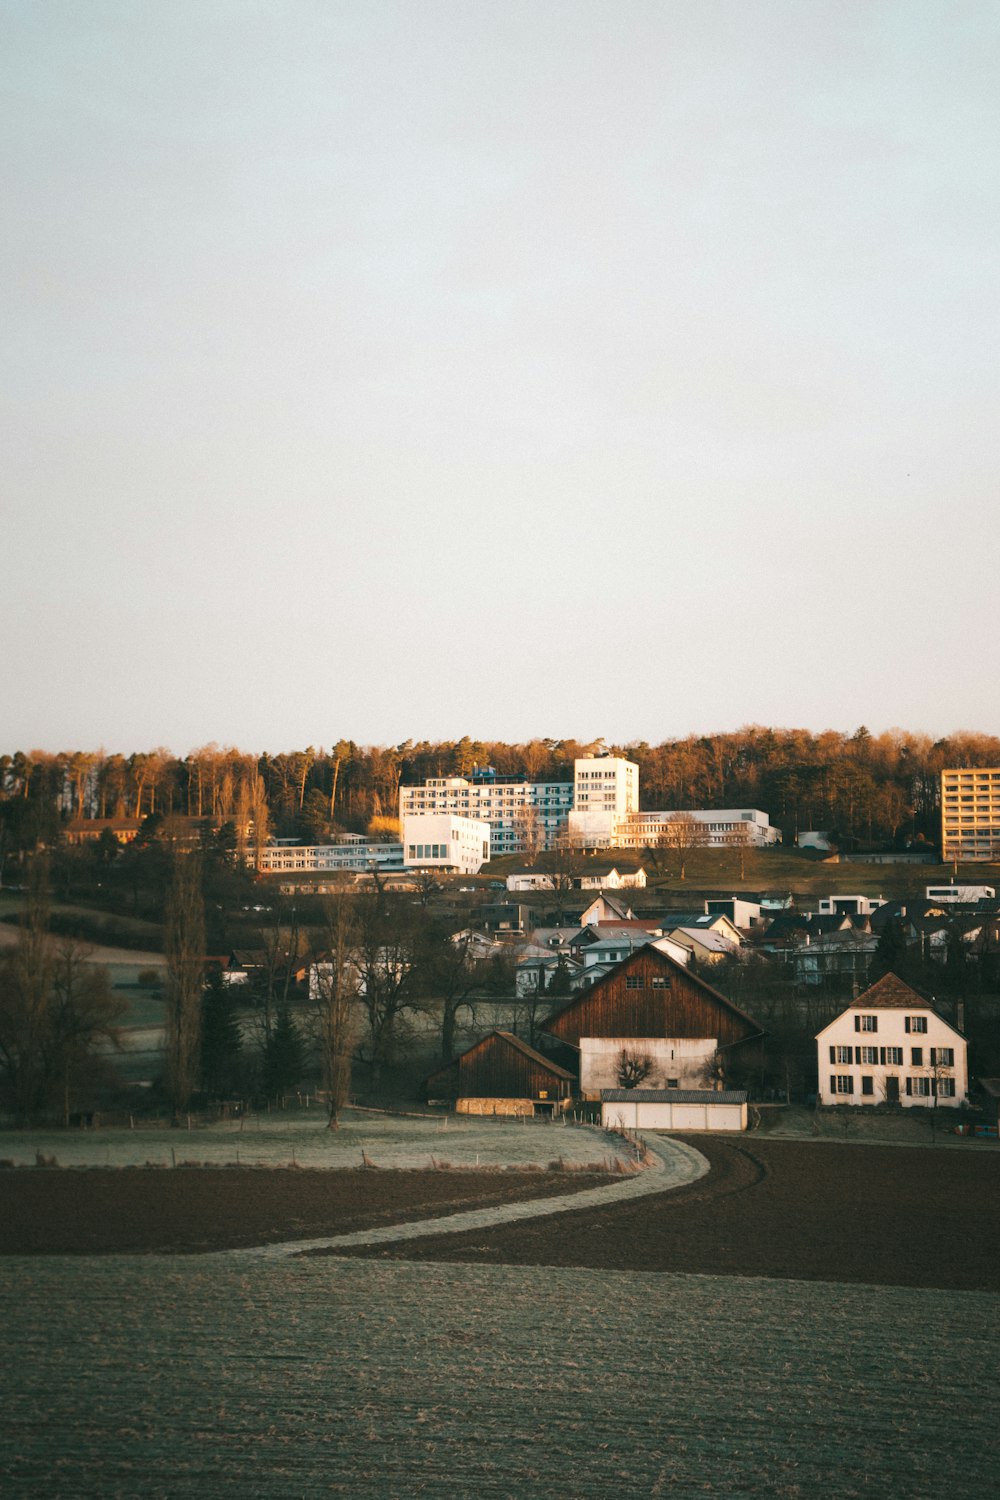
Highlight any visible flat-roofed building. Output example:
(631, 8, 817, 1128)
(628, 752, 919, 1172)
(941, 767, 1000, 862)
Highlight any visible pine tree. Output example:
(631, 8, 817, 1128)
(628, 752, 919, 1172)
(200, 971, 243, 1099)
(261, 1000, 304, 1098)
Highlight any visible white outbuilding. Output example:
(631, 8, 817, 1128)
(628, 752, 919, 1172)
(601, 1088, 749, 1133)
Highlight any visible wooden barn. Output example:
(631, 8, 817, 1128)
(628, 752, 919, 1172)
(426, 1030, 575, 1117)
(544, 945, 762, 1100)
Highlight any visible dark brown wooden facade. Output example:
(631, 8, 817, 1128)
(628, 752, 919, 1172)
(543, 947, 762, 1051)
(427, 1031, 574, 1103)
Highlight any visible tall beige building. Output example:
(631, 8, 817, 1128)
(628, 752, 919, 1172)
(940, 767, 1000, 861)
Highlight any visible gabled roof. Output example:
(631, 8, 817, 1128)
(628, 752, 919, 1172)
(481, 1030, 575, 1079)
(850, 972, 933, 1009)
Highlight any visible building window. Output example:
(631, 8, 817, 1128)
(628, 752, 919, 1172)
(861, 1076, 874, 1096)
(905, 1016, 928, 1034)
(832, 1075, 854, 1095)
(625, 976, 644, 990)
(884, 1047, 903, 1065)
(930, 1047, 954, 1067)
(937, 1078, 956, 1098)
(651, 977, 671, 989)
(835, 1046, 853, 1064)
(907, 1077, 931, 1098)
(855, 1015, 878, 1032)
(859, 1047, 878, 1065)
(666, 1078, 679, 1089)
(911, 1048, 923, 1066)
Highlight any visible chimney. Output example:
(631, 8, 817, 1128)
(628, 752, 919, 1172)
(957, 1000, 966, 1033)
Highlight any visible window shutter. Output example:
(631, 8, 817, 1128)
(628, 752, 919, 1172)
(930, 1048, 936, 1066)
(829, 1046, 836, 1063)
(906, 1078, 912, 1096)
(905, 1017, 911, 1033)
(854, 1015, 860, 1032)
(880, 1047, 886, 1065)
(830, 1075, 836, 1093)
(847, 1078, 854, 1093)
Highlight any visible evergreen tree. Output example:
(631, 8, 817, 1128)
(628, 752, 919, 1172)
(261, 1000, 304, 1098)
(200, 971, 243, 1099)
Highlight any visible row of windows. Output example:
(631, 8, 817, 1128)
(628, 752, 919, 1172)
(624, 975, 672, 990)
(831, 1075, 956, 1098)
(831, 1045, 953, 1066)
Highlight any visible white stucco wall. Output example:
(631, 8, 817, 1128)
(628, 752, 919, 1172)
(816, 1007, 968, 1108)
(602, 1099, 747, 1132)
(579, 1036, 718, 1099)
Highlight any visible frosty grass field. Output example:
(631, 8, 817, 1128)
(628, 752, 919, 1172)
(2, 1112, 998, 1497)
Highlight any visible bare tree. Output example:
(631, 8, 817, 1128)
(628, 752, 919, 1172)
(616, 1049, 654, 1089)
(659, 812, 709, 880)
(164, 854, 205, 1118)
(313, 897, 360, 1128)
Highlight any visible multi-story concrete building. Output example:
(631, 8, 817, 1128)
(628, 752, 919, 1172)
(399, 766, 574, 857)
(614, 806, 779, 851)
(258, 837, 405, 876)
(941, 768, 1000, 862)
(566, 756, 639, 848)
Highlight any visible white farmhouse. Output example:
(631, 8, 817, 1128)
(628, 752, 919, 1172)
(815, 973, 968, 1109)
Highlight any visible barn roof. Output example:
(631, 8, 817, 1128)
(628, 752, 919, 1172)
(543, 944, 762, 1045)
(428, 1030, 575, 1088)
(602, 1088, 748, 1104)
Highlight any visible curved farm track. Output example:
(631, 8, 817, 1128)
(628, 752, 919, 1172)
(339, 1137, 1000, 1292)
(3, 1138, 999, 1290)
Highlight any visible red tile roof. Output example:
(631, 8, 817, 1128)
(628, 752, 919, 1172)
(851, 972, 931, 1009)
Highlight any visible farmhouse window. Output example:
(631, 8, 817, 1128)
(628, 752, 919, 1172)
(861, 1076, 874, 1096)
(625, 976, 644, 990)
(832, 1074, 853, 1095)
(854, 1015, 878, 1032)
(911, 1048, 923, 1066)
(930, 1047, 954, 1067)
(859, 1047, 878, 1065)
(937, 1078, 956, 1098)
(651, 977, 671, 989)
(905, 1016, 928, 1034)
(834, 1045, 853, 1064)
(884, 1047, 903, 1065)
(909, 1077, 931, 1098)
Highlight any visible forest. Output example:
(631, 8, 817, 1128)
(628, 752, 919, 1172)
(2, 727, 1000, 858)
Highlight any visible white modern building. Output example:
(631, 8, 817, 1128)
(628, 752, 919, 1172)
(566, 755, 640, 848)
(924, 884, 996, 904)
(399, 769, 573, 857)
(815, 973, 968, 1108)
(616, 807, 779, 850)
(401, 813, 490, 875)
(816, 894, 885, 916)
(257, 838, 405, 875)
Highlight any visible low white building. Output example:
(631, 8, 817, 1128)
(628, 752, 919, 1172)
(924, 884, 996, 904)
(602, 1088, 748, 1132)
(258, 838, 404, 875)
(815, 972, 968, 1108)
(816, 894, 885, 917)
(401, 813, 490, 875)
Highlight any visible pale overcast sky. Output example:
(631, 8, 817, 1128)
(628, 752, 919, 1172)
(2, 1, 998, 754)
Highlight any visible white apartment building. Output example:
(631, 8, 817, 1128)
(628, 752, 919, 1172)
(258, 838, 405, 875)
(398, 770, 575, 856)
(401, 813, 490, 875)
(615, 807, 779, 850)
(566, 756, 639, 848)
(816, 973, 968, 1109)
(941, 767, 1000, 862)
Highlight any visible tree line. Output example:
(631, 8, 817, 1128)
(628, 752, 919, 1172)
(3, 727, 1000, 857)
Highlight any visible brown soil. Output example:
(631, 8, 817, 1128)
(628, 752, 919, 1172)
(4, 1139, 998, 1291)
(338, 1137, 1000, 1292)
(0, 1165, 612, 1255)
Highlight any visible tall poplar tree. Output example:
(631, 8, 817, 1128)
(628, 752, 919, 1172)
(164, 854, 205, 1118)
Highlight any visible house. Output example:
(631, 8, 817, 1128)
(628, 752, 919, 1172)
(667, 927, 740, 965)
(816, 894, 885, 917)
(576, 866, 647, 890)
(544, 945, 763, 1100)
(579, 893, 635, 925)
(705, 896, 762, 930)
(815, 972, 968, 1108)
(425, 1030, 574, 1116)
(794, 929, 879, 986)
(602, 1088, 749, 1133)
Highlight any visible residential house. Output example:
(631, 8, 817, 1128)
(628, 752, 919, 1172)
(815, 973, 968, 1108)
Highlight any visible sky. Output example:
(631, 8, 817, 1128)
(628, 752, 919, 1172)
(2, 1, 998, 755)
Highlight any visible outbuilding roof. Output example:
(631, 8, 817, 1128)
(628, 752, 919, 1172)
(601, 1088, 748, 1104)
